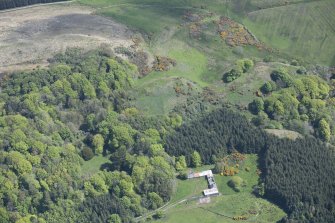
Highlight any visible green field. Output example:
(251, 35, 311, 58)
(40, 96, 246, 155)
(148, 155, 286, 223)
(155, 194, 285, 223)
(79, 0, 335, 67)
(243, 0, 335, 66)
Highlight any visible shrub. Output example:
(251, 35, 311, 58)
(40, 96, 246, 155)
(82, 147, 94, 161)
(191, 151, 202, 167)
(270, 69, 294, 88)
(232, 46, 244, 56)
(296, 67, 307, 74)
(228, 176, 244, 192)
(260, 81, 276, 94)
(223, 68, 243, 83)
(263, 55, 273, 62)
(236, 59, 254, 73)
(248, 98, 264, 115)
(243, 59, 254, 72)
(223, 59, 254, 82)
(290, 59, 300, 66)
(177, 171, 188, 180)
(153, 211, 164, 219)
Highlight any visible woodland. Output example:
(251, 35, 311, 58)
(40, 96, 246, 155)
(0, 0, 335, 222)
(0, 48, 333, 223)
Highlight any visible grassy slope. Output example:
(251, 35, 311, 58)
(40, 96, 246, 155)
(155, 155, 286, 223)
(63, 2, 334, 222)
(78, 0, 334, 116)
(157, 194, 285, 223)
(79, 0, 335, 66)
(242, 0, 335, 66)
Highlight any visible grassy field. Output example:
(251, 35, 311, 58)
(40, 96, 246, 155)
(79, 0, 335, 67)
(99, 6, 184, 34)
(156, 194, 285, 223)
(151, 155, 286, 223)
(242, 0, 335, 66)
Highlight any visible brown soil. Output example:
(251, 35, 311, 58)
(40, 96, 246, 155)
(0, 3, 133, 73)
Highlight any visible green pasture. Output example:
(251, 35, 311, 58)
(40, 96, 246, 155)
(154, 155, 286, 223)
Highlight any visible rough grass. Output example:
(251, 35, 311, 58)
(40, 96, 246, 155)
(215, 154, 259, 195)
(134, 77, 185, 115)
(155, 155, 286, 223)
(79, 0, 193, 34)
(99, 6, 184, 34)
(80, 0, 335, 67)
(156, 40, 208, 86)
(217, 61, 273, 106)
(132, 40, 207, 115)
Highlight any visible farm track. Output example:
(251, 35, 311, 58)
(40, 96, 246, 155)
(134, 195, 206, 222)
(93, 3, 213, 15)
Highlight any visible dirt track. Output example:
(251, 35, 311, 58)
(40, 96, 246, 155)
(0, 3, 133, 73)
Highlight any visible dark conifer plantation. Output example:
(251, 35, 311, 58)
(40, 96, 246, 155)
(263, 137, 335, 223)
(0, 0, 68, 10)
(165, 109, 268, 164)
(165, 108, 335, 222)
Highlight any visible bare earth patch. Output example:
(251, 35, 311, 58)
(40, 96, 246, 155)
(0, 3, 133, 73)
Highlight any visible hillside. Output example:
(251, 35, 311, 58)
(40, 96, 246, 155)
(243, 0, 335, 66)
(0, 1, 334, 223)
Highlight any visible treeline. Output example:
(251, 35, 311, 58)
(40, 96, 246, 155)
(0, 0, 68, 10)
(165, 108, 335, 222)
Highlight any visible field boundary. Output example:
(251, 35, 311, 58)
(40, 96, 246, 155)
(247, 0, 323, 15)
